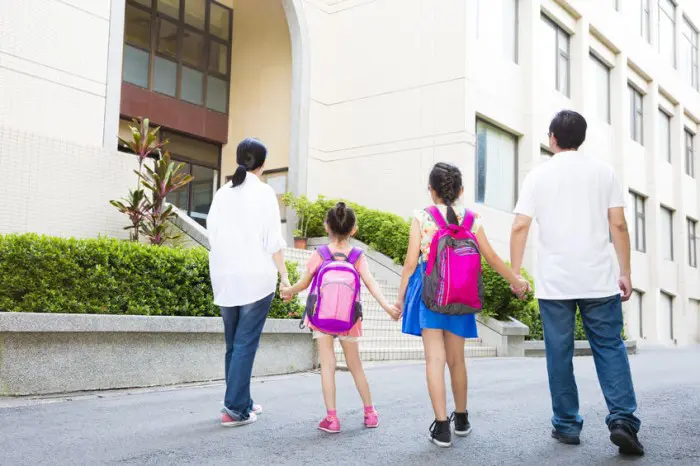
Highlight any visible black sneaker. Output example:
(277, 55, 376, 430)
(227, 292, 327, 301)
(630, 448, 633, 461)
(450, 411, 472, 437)
(551, 429, 581, 445)
(429, 419, 452, 447)
(609, 420, 645, 456)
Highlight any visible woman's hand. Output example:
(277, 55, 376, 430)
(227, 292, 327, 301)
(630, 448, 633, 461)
(280, 285, 294, 302)
(510, 276, 531, 300)
(280, 274, 291, 289)
(383, 303, 402, 321)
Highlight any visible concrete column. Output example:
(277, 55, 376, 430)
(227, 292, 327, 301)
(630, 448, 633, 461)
(671, 100, 689, 345)
(102, 0, 126, 151)
(571, 17, 591, 121)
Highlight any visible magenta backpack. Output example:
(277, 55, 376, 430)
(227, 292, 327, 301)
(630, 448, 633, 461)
(302, 245, 363, 334)
(422, 206, 484, 314)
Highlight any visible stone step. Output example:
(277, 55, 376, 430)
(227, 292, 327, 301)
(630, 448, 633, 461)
(332, 345, 497, 361)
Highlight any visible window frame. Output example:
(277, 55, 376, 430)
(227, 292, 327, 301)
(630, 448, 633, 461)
(658, 0, 677, 68)
(682, 16, 699, 90)
(262, 168, 290, 222)
(660, 291, 675, 341)
(629, 85, 644, 145)
(475, 118, 519, 212)
(633, 289, 644, 339)
(591, 54, 611, 123)
(631, 191, 647, 252)
(123, 0, 233, 113)
(659, 109, 672, 163)
(661, 205, 675, 261)
(688, 217, 698, 268)
(685, 128, 695, 177)
(542, 15, 570, 97)
(642, 0, 651, 43)
(504, 0, 519, 64)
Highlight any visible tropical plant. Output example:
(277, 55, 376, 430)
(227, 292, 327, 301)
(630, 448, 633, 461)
(282, 193, 312, 239)
(119, 117, 168, 178)
(138, 151, 193, 246)
(109, 189, 150, 242)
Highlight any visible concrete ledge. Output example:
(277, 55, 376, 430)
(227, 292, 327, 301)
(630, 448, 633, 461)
(169, 205, 209, 249)
(0, 313, 313, 396)
(476, 315, 530, 357)
(522, 340, 638, 357)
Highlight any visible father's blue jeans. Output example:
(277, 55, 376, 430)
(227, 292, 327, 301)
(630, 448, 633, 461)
(221, 293, 274, 420)
(539, 295, 641, 436)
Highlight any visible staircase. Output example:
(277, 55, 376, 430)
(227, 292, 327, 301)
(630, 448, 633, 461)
(285, 248, 497, 362)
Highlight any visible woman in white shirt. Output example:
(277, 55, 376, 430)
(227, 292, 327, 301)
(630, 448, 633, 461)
(207, 138, 290, 427)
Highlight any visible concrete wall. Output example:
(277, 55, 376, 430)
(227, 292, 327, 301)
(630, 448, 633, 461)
(0, 125, 138, 239)
(220, 0, 293, 176)
(0, 313, 314, 396)
(0, 0, 113, 147)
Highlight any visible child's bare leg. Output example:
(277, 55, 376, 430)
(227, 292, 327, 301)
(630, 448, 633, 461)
(444, 331, 467, 413)
(340, 339, 373, 407)
(422, 328, 448, 420)
(318, 336, 337, 412)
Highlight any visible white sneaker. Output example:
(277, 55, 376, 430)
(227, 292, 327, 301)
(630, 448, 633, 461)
(221, 411, 258, 427)
(253, 404, 263, 415)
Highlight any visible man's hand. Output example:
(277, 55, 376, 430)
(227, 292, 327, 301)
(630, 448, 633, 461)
(618, 275, 633, 302)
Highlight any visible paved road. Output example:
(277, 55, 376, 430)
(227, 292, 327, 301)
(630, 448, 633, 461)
(1, 347, 699, 466)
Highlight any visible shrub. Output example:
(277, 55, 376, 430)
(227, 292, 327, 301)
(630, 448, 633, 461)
(0, 234, 302, 318)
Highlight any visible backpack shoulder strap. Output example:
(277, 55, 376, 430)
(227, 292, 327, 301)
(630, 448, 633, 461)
(347, 247, 363, 265)
(462, 209, 476, 231)
(425, 206, 447, 229)
(317, 245, 333, 262)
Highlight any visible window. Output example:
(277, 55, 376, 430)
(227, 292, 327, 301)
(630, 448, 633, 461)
(163, 131, 221, 227)
(659, 110, 672, 163)
(630, 192, 646, 252)
(629, 86, 644, 144)
(629, 290, 644, 339)
(476, 120, 517, 211)
(685, 129, 696, 177)
(659, 292, 674, 341)
(636, 0, 651, 42)
(503, 0, 519, 63)
(592, 55, 611, 123)
(661, 206, 674, 261)
(542, 16, 570, 96)
(612, 0, 619, 11)
(122, 0, 232, 114)
(688, 218, 698, 267)
(681, 18, 699, 90)
(658, 0, 677, 68)
(262, 169, 289, 221)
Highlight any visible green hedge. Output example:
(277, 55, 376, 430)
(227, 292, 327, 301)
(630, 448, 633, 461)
(0, 234, 304, 318)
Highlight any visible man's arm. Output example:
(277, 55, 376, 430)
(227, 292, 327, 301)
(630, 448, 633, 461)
(609, 206, 633, 301)
(510, 214, 532, 273)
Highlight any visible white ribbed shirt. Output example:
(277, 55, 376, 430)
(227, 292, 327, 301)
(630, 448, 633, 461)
(207, 175, 286, 307)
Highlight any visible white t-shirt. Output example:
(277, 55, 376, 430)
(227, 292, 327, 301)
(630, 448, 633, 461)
(514, 151, 625, 300)
(207, 175, 286, 307)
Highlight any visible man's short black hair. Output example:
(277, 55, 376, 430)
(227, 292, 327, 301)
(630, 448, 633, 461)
(549, 110, 587, 150)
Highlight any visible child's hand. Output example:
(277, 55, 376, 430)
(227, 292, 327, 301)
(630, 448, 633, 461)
(510, 277, 531, 300)
(280, 286, 294, 302)
(384, 303, 402, 321)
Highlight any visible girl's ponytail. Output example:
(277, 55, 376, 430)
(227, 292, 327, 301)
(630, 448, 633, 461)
(429, 163, 463, 226)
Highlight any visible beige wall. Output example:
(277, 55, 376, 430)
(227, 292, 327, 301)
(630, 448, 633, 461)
(221, 0, 293, 178)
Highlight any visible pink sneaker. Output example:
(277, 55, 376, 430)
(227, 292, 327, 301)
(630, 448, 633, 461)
(364, 409, 379, 428)
(318, 416, 341, 433)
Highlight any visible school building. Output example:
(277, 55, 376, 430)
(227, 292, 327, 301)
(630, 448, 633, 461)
(0, 0, 699, 346)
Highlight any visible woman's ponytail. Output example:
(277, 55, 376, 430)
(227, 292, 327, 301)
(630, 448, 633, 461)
(230, 165, 247, 188)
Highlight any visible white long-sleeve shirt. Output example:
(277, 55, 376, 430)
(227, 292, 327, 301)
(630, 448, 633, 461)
(207, 175, 286, 307)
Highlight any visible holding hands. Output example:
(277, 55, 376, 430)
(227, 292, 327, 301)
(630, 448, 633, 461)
(510, 275, 531, 300)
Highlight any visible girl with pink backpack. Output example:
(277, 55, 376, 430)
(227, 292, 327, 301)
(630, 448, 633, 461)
(281, 202, 400, 433)
(396, 163, 530, 447)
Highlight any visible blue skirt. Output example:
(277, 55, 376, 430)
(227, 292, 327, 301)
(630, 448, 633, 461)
(401, 263, 478, 339)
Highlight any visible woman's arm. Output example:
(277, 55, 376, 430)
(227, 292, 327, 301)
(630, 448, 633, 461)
(272, 250, 290, 288)
(396, 218, 422, 309)
(475, 226, 529, 295)
(281, 271, 314, 300)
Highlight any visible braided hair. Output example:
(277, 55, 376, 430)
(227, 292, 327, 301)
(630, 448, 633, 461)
(429, 162, 463, 225)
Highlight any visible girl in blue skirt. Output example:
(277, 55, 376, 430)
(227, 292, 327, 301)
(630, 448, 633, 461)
(396, 163, 529, 447)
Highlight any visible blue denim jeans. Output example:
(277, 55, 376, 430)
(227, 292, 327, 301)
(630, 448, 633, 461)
(539, 295, 641, 436)
(221, 293, 274, 420)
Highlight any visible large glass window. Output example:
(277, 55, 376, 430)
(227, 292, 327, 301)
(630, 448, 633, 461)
(122, 0, 232, 113)
(685, 129, 696, 177)
(659, 110, 672, 163)
(592, 55, 611, 123)
(688, 217, 698, 268)
(658, 0, 677, 68)
(629, 86, 644, 145)
(476, 120, 517, 211)
(262, 169, 289, 221)
(681, 17, 699, 90)
(163, 131, 220, 227)
(629, 290, 644, 340)
(542, 16, 570, 97)
(630, 191, 647, 252)
(661, 206, 674, 261)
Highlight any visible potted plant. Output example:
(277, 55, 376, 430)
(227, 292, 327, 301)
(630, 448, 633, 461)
(283, 193, 311, 249)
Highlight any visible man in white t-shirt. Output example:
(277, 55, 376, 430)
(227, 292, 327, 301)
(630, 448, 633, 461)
(510, 110, 644, 456)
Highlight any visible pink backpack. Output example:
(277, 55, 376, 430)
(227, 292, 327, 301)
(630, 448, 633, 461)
(422, 206, 484, 314)
(302, 246, 363, 334)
